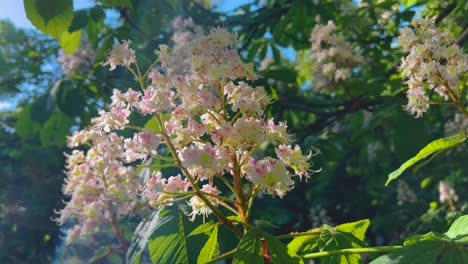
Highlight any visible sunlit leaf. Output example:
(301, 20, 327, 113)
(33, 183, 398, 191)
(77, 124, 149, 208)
(386, 132, 466, 185)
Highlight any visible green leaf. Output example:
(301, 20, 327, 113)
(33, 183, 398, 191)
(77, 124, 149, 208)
(197, 225, 219, 263)
(373, 216, 468, 264)
(287, 228, 322, 256)
(386, 132, 466, 185)
(148, 209, 188, 264)
(188, 221, 216, 237)
(271, 44, 281, 63)
(445, 215, 468, 242)
(144, 114, 170, 134)
(60, 30, 82, 54)
(54, 79, 86, 117)
(318, 225, 368, 264)
(262, 67, 297, 83)
(88, 246, 111, 263)
(30, 94, 54, 124)
(370, 240, 468, 264)
(68, 10, 89, 32)
(97, 0, 133, 8)
(255, 220, 280, 229)
(39, 110, 73, 146)
(24, 0, 74, 40)
(403, 232, 449, 246)
(335, 219, 370, 241)
(261, 231, 301, 264)
(127, 208, 166, 264)
(233, 229, 264, 264)
(89, 7, 105, 22)
(15, 104, 40, 140)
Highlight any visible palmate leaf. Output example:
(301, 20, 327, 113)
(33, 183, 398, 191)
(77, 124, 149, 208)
(445, 215, 468, 243)
(318, 228, 368, 264)
(148, 210, 189, 264)
(370, 240, 468, 264)
(386, 132, 466, 186)
(197, 225, 219, 263)
(128, 206, 213, 264)
(233, 229, 264, 264)
(287, 228, 322, 257)
(126, 208, 171, 264)
(24, 0, 73, 41)
(287, 219, 370, 264)
(188, 221, 217, 237)
(317, 220, 370, 264)
(371, 215, 468, 264)
(261, 231, 301, 264)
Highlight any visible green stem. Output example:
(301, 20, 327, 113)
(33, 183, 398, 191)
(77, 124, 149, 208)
(149, 153, 175, 162)
(218, 175, 237, 195)
(302, 246, 403, 259)
(276, 230, 322, 240)
(230, 111, 242, 124)
(143, 58, 159, 79)
(127, 66, 146, 91)
(218, 201, 240, 215)
(139, 163, 177, 169)
(245, 185, 260, 222)
(205, 248, 237, 264)
(150, 195, 194, 206)
(154, 114, 242, 238)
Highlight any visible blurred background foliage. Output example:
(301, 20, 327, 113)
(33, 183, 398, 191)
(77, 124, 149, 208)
(0, 0, 466, 262)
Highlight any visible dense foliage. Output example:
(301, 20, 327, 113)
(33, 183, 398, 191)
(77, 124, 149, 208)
(0, 0, 466, 263)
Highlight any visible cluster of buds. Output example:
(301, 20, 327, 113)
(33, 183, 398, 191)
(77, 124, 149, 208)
(398, 18, 467, 117)
(309, 21, 363, 90)
(58, 18, 315, 243)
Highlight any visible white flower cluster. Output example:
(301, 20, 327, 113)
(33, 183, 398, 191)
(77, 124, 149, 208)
(310, 21, 363, 90)
(60, 18, 316, 243)
(57, 130, 140, 244)
(100, 40, 136, 71)
(57, 44, 94, 75)
(396, 180, 417, 206)
(439, 181, 459, 204)
(398, 18, 467, 117)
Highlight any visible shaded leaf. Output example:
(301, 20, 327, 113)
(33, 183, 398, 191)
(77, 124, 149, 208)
(261, 231, 301, 264)
(233, 229, 263, 264)
(370, 240, 468, 264)
(98, 0, 133, 8)
(263, 67, 297, 83)
(30, 94, 54, 124)
(54, 79, 86, 117)
(15, 104, 40, 139)
(69, 10, 89, 32)
(88, 246, 111, 263)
